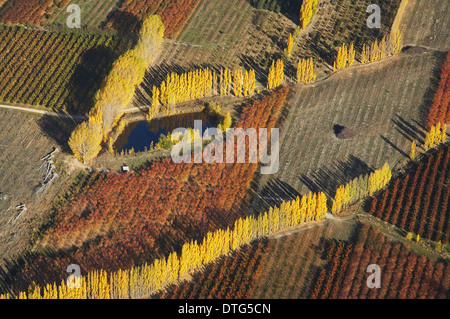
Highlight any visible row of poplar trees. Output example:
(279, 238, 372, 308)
(1, 191, 327, 299)
(149, 68, 257, 119)
(68, 15, 165, 163)
(1, 159, 398, 299)
(332, 163, 392, 214)
(335, 31, 403, 70)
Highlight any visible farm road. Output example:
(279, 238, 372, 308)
(0, 103, 149, 120)
(0, 103, 87, 120)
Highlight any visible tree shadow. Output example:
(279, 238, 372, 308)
(379, 134, 409, 159)
(65, 45, 120, 115)
(104, 9, 141, 37)
(246, 0, 302, 25)
(0, 247, 66, 295)
(299, 155, 374, 199)
(391, 114, 426, 144)
(37, 115, 85, 154)
(239, 53, 271, 86)
(252, 178, 302, 214)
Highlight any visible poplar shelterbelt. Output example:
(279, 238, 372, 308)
(424, 122, 447, 151)
(1, 190, 328, 299)
(148, 67, 256, 119)
(69, 14, 165, 163)
(332, 163, 392, 214)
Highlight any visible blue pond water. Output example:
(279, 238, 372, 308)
(116, 112, 214, 153)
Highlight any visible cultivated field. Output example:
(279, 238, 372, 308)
(155, 239, 270, 299)
(154, 220, 449, 299)
(400, 0, 450, 51)
(51, 0, 119, 29)
(266, 52, 437, 201)
(0, 0, 69, 25)
(135, 0, 295, 104)
(0, 26, 130, 112)
(292, 0, 402, 69)
(368, 145, 449, 243)
(0, 0, 449, 301)
(309, 224, 449, 299)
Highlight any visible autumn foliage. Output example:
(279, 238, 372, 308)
(0, 0, 70, 25)
(332, 163, 392, 214)
(4, 87, 290, 294)
(310, 225, 449, 299)
(69, 15, 164, 162)
(426, 53, 450, 129)
(368, 146, 450, 243)
(106, 0, 200, 38)
(156, 240, 269, 299)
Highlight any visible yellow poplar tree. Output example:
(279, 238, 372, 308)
(267, 60, 276, 90)
(410, 140, 416, 160)
(370, 39, 380, 62)
(360, 44, 369, 64)
(68, 120, 103, 164)
(285, 33, 294, 56)
(234, 68, 244, 97)
(348, 42, 356, 66)
(334, 43, 348, 70)
(300, 0, 318, 29)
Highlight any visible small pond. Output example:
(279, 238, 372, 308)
(115, 112, 215, 153)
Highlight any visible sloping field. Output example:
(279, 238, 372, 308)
(137, 0, 404, 107)
(0, 109, 73, 264)
(0, 26, 130, 112)
(400, 0, 450, 51)
(292, 0, 401, 69)
(137, 0, 294, 99)
(52, 0, 119, 29)
(251, 222, 334, 299)
(309, 224, 449, 299)
(368, 145, 449, 244)
(154, 221, 449, 299)
(154, 221, 334, 299)
(270, 53, 436, 198)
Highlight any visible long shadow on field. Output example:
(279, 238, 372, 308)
(380, 134, 409, 159)
(252, 178, 301, 215)
(299, 155, 374, 199)
(136, 62, 222, 107)
(240, 53, 271, 87)
(392, 114, 426, 144)
(246, 0, 302, 25)
(65, 45, 122, 115)
(37, 114, 85, 154)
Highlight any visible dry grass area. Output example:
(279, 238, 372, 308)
(400, 0, 450, 51)
(262, 52, 437, 201)
(0, 109, 75, 264)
